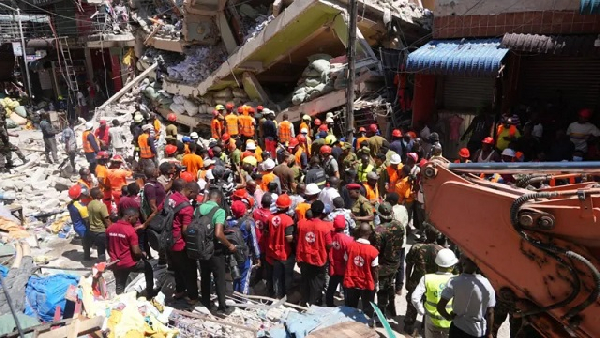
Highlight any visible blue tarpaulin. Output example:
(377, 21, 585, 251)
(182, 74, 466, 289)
(267, 306, 369, 338)
(24, 274, 79, 322)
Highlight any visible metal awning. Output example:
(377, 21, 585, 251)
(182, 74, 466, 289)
(0, 14, 49, 23)
(501, 33, 600, 56)
(581, 0, 600, 14)
(406, 39, 509, 77)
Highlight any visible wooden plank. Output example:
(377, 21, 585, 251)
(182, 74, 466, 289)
(98, 62, 158, 109)
(37, 316, 104, 338)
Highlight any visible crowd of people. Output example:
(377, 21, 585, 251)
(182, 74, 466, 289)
(59, 101, 600, 338)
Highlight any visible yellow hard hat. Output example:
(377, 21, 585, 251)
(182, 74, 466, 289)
(325, 135, 337, 145)
(242, 155, 257, 167)
(215, 105, 225, 111)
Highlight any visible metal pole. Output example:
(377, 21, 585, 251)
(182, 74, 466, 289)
(345, 0, 358, 146)
(16, 8, 32, 104)
(446, 161, 600, 174)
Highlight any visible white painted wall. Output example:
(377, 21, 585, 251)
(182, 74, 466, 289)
(435, 0, 579, 16)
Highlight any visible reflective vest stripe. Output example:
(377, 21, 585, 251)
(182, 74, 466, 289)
(225, 114, 239, 136)
(138, 134, 153, 159)
(358, 165, 373, 183)
(211, 119, 222, 139)
(82, 131, 97, 153)
(424, 274, 453, 329)
(239, 116, 255, 137)
(279, 121, 292, 142)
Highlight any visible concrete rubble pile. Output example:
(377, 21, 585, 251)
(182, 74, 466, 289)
(291, 54, 336, 106)
(370, 0, 433, 30)
(238, 3, 274, 44)
(132, 0, 184, 40)
(166, 46, 228, 85)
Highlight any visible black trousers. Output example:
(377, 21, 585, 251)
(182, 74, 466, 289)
(85, 152, 97, 174)
(169, 249, 198, 300)
(325, 275, 344, 307)
(113, 260, 154, 297)
(299, 262, 326, 306)
(449, 323, 482, 338)
(200, 254, 226, 310)
(395, 247, 406, 292)
(345, 288, 375, 318)
(84, 231, 106, 260)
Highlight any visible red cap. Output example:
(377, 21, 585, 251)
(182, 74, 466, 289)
(231, 200, 247, 218)
(314, 119, 322, 126)
(180, 171, 195, 183)
(579, 108, 592, 119)
(276, 194, 292, 208)
(407, 153, 419, 162)
(333, 215, 346, 230)
(297, 135, 306, 143)
(347, 183, 361, 190)
(165, 144, 178, 155)
(99, 120, 106, 125)
(481, 137, 494, 144)
(359, 127, 366, 133)
(319, 124, 329, 132)
(222, 133, 230, 141)
(288, 138, 299, 149)
(225, 103, 234, 109)
(459, 148, 470, 158)
(68, 184, 82, 199)
(392, 129, 402, 138)
(167, 113, 177, 122)
(320, 145, 332, 154)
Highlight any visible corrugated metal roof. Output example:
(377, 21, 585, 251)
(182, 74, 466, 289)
(501, 33, 600, 56)
(580, 0, 600, 14)
(405, 39, 509, 77)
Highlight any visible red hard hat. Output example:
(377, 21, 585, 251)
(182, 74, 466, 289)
(288, 138, 299, 149)
(222, 133, 230, 141)
(276, 194, 292, 208)
(407, 131, 417, 139)
(419, 159, 428, 167)
(359, 127, 366, 133)
(481, 137, 494, 144)
(167, 113, 177, 122)
(165, 144, 178, 155)
(257, 105, 264, 111)
(238, 107, 244, 113)
(392, 129, 402, 138)
(369, 124, 378, 132)
(314, 119, 322, 126)
(248, 107, 255, 114)
(68, 184, 82, 200)
(459, 148, 470, 158)
(320, 145, 332, 154)
(225, 103, 234, 109)
(95, 151, 108, 160)
(180, 171, 195, 183)
(233, 188, 249, 200)
(579, 108, 593, 119)
(111, 154, 124, 162)
(212, 110, 219, 117)
(318, 124, 329, 132)
(297, 134, 307, 143)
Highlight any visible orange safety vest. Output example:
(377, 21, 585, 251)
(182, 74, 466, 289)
(225, 114, 239, 136)
(239, 115, 255, 137)
(356, 136, 369, 150)
(497, 125, 516, 138)
(278, 121, 293, 143)
(363, 183, 379, 202)
(261, 172, 276, 191)
(387, 166, 399, 192)
(138, 133, 154, 159)
(82, 130, 98, 154)
(295, 148, 304, 167)
(211, 118, 222, 139)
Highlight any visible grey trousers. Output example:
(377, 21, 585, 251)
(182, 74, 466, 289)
(44, 138, 58, 162)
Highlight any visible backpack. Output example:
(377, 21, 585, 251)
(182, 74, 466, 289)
(224, 217, 250, 263)
(147, 199, 191, 253)
(139, 183, 153, 219)
(183, 205, 220, 260)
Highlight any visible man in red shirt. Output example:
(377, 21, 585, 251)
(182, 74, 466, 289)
(252, 194, 273, 294)
(344, 222, 379, 321)
(296, 201, 333, 306)
(326, 215, 354, 306)
(267, 194, 295, 299)
(168, 180, 199, 305)
(106, 207, 154, 297)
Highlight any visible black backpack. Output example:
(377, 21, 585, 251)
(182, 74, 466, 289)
(224, 217, 250, 263)
(183, 205, 220, 260)
(147, 199, 191, 253)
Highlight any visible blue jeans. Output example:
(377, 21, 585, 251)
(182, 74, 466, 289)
(272, 255, 295, 299)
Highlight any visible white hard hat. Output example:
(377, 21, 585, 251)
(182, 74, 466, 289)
(305, 183, 321, 196)
(134, 113, 143, 123)
(302, 114, 311, 121)
(263, 158, 275, 170)
(390, 153, 402, 165)
(246, 141, 256, 151)
(142, 124, 152, 131)
(325, 117, 334, 123)
(300, 128, 308, 134)
(190, 132, 199, 139)
(502, 148, 516, 157)
(435, 248, 459, 268)
(85, 122, 93, 130)
(326, 112, 334, 119)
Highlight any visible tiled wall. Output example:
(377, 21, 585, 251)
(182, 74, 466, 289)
(434, 11, 600, 39)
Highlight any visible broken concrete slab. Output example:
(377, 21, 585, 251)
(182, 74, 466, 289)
(54, 178, 72, 192)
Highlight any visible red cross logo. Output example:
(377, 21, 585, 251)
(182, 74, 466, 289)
(332, 241, 341, 250)
(255, 220, 263, 230)
(272, 216, 281, 228)
(354, 255, 365, 267)
(305, 231, 315, 243)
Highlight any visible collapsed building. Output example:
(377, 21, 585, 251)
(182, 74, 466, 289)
(122, 0, 432, 137)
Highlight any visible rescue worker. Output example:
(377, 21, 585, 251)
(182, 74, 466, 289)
(341, 142, 358, 176)
(165, 113, 178, 143)
(404, 227, 445, 335)
(496, 116, 520, 152)
(319, 145, 339, 178)
(348, 183, 375, 226)
(300, 127, 313, 154)
(262, 109, 278, 157)
(355, 127, 369, 150)
(296, 201, 332, 306)
(372, 202, 405, 318)
(106, 155, 132, 211)
(367, 124, 385, 157)
(357, 153, 374, 183)
(278, 113, 295, 145)
(239, 106, 256, 146)
(242, 140, 263, 162)
(95, 152, 112, 213)
(325, 116, 335, 135)
(300, 115, 312, 138)
(411, 249, 459, 338)
(390, 129, 404, 155)
(66, 184, 89, 255)
(210, 110, 223, 139)
(268, 194, 296, 299)
(223, 105, 240, 138)
(313, 119, 322, 139)
(364, 171, 380, 204)
(228, 200, 260, 294)
(473, 137, 500, 163)
(82, 121, 101, 173)
(455, 148, 471, 163)
(0, 111, 27, 171)
(325, 214, 354, 306)
(260, 158, 280, 193)
(94, 120, 110, 151)
(150, 114, 161, 141)
(138, 124, 157, 171)
(305, 157, 327, 189)
(296, 183, 320, 221)
(344, 222, 379, 323)
(77, 168, 93, 205)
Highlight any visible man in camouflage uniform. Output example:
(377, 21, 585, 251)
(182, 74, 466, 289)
(371, 202, 405, 318)
(348, 183, 375, 226)
(341, 142, 358, 176)
(0, 109, 27, 172)
(404, 226, 444, 335)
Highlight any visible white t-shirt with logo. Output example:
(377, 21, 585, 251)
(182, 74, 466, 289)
(566, 121, 600, 152)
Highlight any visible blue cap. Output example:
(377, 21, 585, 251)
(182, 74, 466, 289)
(182, 136, 191, 142)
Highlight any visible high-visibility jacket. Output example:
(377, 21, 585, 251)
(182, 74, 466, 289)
(497, 124, 517, 138)
(267, 213, 294, 262)
(225, 114, 239, 136)
(363, 183, 379, 202)
(82, 131, 98, 154)
(357, 164, 374, 183)
(261, 172, 276, 192)
(153, 119, 161, 139)
(278, 121, 293, 143)
(343, 241, 379, 291)
(424, 273, 453, 329)
(387, 166, 399, 192)
(138, 133, 154, 159)
(296, 218, 332, 266)
(295, 148, 305, 167)
(77, 179, 92, 205)
(239, 115, 255, 137)
(356, 136, 369, 150)
(211, 118, 222, 139)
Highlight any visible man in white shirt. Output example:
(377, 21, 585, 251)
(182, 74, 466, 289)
(566, 108, 600, 153)
(319, 176, 341, 210)
(437, 257, 496, 338)
(109, 120, 127, 155)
